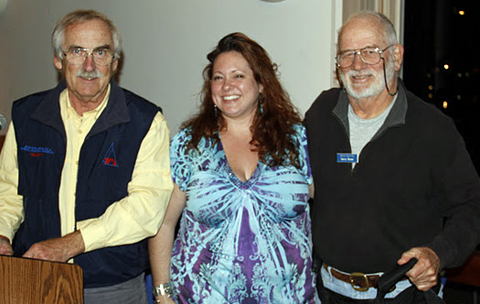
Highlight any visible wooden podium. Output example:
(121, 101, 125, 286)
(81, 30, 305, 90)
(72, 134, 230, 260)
(0, 255, 83, 304)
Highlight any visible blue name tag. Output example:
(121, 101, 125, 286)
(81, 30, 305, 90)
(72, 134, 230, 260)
(337, 153, 358, 163)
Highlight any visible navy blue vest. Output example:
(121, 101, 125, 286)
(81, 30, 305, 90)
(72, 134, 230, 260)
(12, 80, 161, 288)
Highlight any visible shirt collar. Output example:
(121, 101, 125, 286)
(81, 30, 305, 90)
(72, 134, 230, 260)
(332, 79, 408, 135)
(61, 84, 110, 121)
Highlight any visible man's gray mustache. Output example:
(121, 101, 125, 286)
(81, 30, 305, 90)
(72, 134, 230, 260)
(76, 69, 102, 79)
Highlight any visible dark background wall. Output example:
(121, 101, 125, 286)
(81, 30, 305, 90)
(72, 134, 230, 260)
(403, 0, 480, 173)
(403, 2, 480, 301)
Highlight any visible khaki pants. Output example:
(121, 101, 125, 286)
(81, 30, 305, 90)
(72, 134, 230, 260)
(84, 273, 148, 304)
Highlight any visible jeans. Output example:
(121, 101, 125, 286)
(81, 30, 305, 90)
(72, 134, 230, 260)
(321, 264, 413, 300)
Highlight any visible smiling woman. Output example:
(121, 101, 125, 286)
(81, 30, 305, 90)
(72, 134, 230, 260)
(148, 32, 319, 304)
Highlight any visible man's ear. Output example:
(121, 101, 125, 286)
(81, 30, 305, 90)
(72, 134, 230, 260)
(111, 58, 119, 73)
(392, 44, 404, 72)
(54, 55, 63, 70)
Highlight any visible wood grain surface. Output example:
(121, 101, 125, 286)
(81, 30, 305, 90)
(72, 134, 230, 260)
(0, 255, 83, 304)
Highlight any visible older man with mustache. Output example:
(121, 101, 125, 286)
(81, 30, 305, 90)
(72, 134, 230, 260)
(0, 9, 173, 304)
(305, 10, 480, 304)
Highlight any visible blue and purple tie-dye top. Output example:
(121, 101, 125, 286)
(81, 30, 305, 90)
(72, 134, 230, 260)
(169, 124, 319, 304)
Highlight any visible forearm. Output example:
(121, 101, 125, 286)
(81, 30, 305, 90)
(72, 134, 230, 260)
(148, 184, 186, 302)
(149, 224, 177, 303)
(431, 134, 480, 269)
(149, 224, 176, 284)
(62, 230, 86, 258)
(428, 216, 480, 269)
(78, 188, 171, 252)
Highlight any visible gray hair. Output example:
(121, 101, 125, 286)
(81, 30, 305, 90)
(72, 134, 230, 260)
(338, 11, 398, 50)
(52, 9, 122, 60)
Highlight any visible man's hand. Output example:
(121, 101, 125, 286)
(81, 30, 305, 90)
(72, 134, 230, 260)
(397, 247, 440, 291)
(22, 230, 85, 262)
(0, 235, 13, 255)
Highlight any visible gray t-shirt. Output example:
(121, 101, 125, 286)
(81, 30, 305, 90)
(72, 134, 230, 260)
(349, 96, 397, 166)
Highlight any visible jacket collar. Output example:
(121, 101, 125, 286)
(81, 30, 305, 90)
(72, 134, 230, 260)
(332, 79, 408, 138)
(30, 79, 130, 137)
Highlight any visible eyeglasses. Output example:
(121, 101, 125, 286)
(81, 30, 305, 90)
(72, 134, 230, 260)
(63, 47, 115, 66)
(336, 45, 394, 68)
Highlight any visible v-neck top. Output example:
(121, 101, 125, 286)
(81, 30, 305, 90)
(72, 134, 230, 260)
(169, 124, 319, 303)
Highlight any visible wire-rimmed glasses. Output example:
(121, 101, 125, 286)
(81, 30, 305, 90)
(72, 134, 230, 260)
(63, 47, 115, 66)
(336, 45, 394, 68)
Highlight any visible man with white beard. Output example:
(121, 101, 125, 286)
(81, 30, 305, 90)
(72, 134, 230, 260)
(305, 11, 480, 303)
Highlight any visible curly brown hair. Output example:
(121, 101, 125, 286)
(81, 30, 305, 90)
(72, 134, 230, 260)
(182, 32, 302, 169)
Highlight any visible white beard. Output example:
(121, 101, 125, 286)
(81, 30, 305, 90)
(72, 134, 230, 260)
(340, 58, 395, 99)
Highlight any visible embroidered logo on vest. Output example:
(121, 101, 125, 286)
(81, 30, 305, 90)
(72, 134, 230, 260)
(103, 143, 118, 167)
(20, 145, 54, 157)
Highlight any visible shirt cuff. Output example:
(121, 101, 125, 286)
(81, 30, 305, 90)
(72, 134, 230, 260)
(76, 218, 108, 252)
(0, 227, 13, 243)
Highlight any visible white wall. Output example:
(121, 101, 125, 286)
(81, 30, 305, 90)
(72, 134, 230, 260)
(0, 0, 340, 136)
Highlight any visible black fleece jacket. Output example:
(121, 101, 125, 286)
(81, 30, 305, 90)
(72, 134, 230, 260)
(305, 81, 480, 273)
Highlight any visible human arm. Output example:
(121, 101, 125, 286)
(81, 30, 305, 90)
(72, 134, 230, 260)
(425, 132, 480, 270)
(398, 127, 480, 291)
(148, 183, 186, 303)
(0, 122, 84, 261)
(0, 122, 24, 255)
(2, 120, 84, 261)
(309, 183, 314, 199)
(77, 113, 174, 252)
